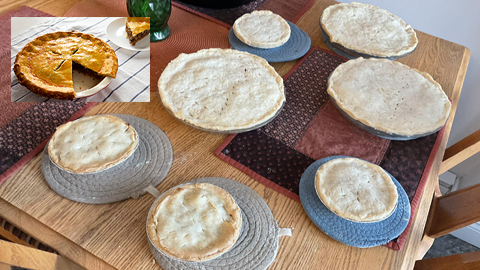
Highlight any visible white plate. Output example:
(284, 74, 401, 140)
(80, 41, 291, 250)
(106, 17, 150, 51)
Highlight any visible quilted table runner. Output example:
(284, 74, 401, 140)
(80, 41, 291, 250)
(214, 47, 445, 250)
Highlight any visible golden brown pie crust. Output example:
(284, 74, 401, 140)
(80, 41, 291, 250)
(14, 31, 118, 100)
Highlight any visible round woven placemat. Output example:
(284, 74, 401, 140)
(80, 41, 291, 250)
(229, 21, 311, 62)
(299, 156, 411, 248)
(41, 114, 173, 204)
(147, 177, 280, 270)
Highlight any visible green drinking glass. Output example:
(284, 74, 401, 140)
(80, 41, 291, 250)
(127, 0, 171, 42)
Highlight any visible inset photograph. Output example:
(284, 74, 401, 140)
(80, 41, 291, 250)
(11, 17, 150, 102)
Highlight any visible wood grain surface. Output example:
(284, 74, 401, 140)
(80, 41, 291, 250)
(0, 0, 471, 269)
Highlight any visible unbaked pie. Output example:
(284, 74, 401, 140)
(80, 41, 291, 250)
(48, 115, 138, 174)
(158, 48, 285, 131)
(233, 10, 291, 48)
(14, 31, 118, 100)
(321, 2, 418, 58)
(315, 157, 398, 222)
(147, 183, 242, 261)
(126, 17, 150, 46)
(328, 57, 451, 137)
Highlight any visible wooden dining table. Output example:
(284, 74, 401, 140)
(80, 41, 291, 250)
(0, 0, 471, 269)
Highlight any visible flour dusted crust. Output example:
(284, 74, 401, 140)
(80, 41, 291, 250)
(158, 48, 285, 131)
(328, 58, 451, 137)
(321, 2, 418, 58)
(14, 31, 118, 100)
(315, 158, 398, 222)
(48, 115, 138, 174)
(147, 183, 242, 262)
(233, 10, 291, 48)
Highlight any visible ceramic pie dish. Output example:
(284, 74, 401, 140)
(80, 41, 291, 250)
(47, 115, 138, 174)
(147, 183, 242, 262)
(320, 2, 418, 59)
(327, 57, 451, 139)
(158, 48, 285, 132)
(13, 31, 118, 100)
(314, 157, 398, 223)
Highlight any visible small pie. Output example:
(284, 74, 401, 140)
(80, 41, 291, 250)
(147, 183, 242, 261)
(315, 158, 398, 222)
(48, 115, 138, 174)
(126, 17, 150, 46)
(14, 31, 118, 100)
(321, 2, 418, 58)
(158, 48, 285, 131)
(233, 10, 291, 48)
(328, 58, 451, 137)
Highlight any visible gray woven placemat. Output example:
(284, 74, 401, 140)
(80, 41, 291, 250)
(41, 114, 173, 204)
(147, 177, 280, 270)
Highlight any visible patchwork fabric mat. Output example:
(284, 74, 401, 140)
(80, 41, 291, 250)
(214, 47, 445, 250)
(173, 0, 315, 27)
(0, 7, 96, 184)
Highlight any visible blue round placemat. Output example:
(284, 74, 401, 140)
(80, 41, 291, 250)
(229, 21, 311, 62)
(299, 156, 411, 248)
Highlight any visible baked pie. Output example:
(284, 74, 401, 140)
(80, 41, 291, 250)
(158, 48, 285, 131)
(233, 10, 291, 48)
(147, 183, 242, 261)
(315, 157, 398, 222)
(321, 2, 418, 58)
(14, 31, 118, 100)
(48, 115, 138, 174)
(125, 17, 150, 46)
(328, 58, 451, 137)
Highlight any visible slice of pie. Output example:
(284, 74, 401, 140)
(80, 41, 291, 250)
(328, 58, 451, 137)
(315, 157, 398, 222)
(147, 183, 242, 262)
(321, 2, 418, 58)
(125, 17, 150, 46)
(48, 115, 138, 174)
(14, 31, 118, 100)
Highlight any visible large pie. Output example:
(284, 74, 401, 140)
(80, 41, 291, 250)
(48, 115, 138, 174)
(14, 31, 118, 100)
(158, 48, 285, 131)
(147, 183, 242, 261)
(328, 58, 451, 137)
(315, 157, 398, 222)
(321, 2, 418, 58)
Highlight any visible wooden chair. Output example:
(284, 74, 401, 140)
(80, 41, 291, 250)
(415, 129, 480, 269)
(0, 240, 83, 270)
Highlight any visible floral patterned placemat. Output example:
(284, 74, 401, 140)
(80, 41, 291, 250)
(214, 47, 445, 251)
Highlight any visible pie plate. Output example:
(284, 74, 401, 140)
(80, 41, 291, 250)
(299, 156, 410, 248)
(329, 96, 443, 141)
(41, 114, 173, 204)
(319, 18, 415, 61)
(73, 70, 113, 98)
(229, 21, 311, 62)
(146, 177, 280, 270)
(106, 17, 150, 51)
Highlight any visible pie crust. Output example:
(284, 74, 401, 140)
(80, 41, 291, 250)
(126, 17, 150, 46)
(14, 31, 118, 100)
(158, 48, 285, 131)
(147, 183, 242, 262)
(315, 158, 398, 222)
(321, 2, 418, 58)
(328, 58, 451, 137)
(233, 10, 291, 48)
(48, 115, 138, 174)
